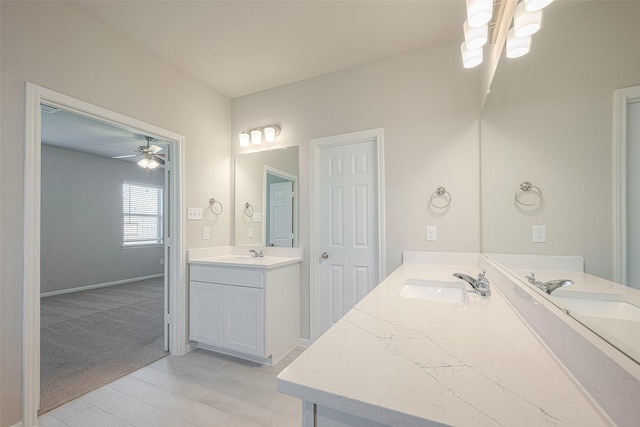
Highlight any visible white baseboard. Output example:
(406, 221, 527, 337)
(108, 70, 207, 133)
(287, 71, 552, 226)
(298, 338, 310, 348)
(41, 274, 163, 297)
(10, 421, 23, 427)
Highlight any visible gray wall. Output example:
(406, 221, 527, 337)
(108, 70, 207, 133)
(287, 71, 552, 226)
(41, 144, 164, 294)
(1, 2, 231, 425)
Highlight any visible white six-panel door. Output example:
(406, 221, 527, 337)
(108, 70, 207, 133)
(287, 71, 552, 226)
(319, 139, 379, 332)
(269, 181, 294, 247)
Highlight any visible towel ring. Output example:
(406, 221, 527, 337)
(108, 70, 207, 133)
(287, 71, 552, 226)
(244, 202, 254, 217)
(208, 198, 223, 215)
(514, 181, 543, 206)
(430, 187, 451, 209)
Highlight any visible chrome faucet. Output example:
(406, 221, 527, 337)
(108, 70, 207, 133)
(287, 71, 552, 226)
(453, 271, 491, 297)
(248, 249, 264, 258)
(526, 272, 573, 294)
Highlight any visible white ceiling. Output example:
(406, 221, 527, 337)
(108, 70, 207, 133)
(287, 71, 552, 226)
(73, 0, 468, 99)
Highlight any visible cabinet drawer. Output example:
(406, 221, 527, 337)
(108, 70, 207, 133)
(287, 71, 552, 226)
(190, 265, 263, 288)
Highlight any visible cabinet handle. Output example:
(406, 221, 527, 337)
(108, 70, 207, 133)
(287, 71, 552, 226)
(321, 252, 329, 259)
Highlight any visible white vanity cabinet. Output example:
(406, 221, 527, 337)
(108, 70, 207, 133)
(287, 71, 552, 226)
(189, 260, 300, 364)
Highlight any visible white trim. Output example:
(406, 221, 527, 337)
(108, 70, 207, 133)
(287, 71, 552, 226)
(298, 338, 311, 348)
(309, 128, 386, 342)
(23, 83, 187, 427)
(613, 85, 640, 283)
(40, 274, 164, 297)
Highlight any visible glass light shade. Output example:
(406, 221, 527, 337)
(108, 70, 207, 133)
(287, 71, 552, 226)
(263, 126, 276, 143)
(239, 131, 250, 147)
(460, 41, 483, 69)
(147, 158, 159, 169)
(506, 28, 531, 58)
(137, 157, 159, 169)
(251, 129, 262, 145)
(463, 20, 488, 49)
(465, 0, 493, 28)
(514, 2, 542, 37)
(137, 157, 149, 168)
(524, 0, 554, 12)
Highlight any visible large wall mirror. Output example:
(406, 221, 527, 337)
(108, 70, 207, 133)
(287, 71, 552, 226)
(234, 146, 299, 247)
(481, 1, 640, 363)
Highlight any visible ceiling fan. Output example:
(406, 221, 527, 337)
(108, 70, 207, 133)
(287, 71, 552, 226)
(112, 136, 165, 169)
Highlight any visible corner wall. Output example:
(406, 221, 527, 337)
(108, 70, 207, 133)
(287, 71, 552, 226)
(232, 41, 481, 340)
(0, 2, 231, 425)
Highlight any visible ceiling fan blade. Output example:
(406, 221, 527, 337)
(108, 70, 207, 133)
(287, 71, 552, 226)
(112, 154, 137, 159)
(149, 145, 163, 154)
(155, 153, 166, 158)
(154, 156, 165, 165)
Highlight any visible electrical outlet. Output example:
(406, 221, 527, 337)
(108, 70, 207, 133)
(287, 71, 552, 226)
(532, 225, 546, 243)
(248, 228, 254, 238)
(187, 207, 203, 220)
(426, 226, 437, 241)
(202, 227, 210, 240)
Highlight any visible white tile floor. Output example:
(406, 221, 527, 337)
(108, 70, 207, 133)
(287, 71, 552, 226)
(39, 347, 304, 427)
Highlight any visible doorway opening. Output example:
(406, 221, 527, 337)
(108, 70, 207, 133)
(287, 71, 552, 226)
(264, 166, 297, 247)
(23, 83, 187, 426)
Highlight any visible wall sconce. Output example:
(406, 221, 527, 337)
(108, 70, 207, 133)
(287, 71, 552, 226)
(238, 124, 281, 147)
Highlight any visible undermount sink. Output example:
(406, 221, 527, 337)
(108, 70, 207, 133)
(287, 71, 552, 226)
(399, 279, 470, 303)
(551, 292, 640, 322)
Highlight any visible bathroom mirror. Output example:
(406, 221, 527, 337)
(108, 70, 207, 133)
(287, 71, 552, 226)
(234, 146, 298, 247)
(481, 1, 640, 363)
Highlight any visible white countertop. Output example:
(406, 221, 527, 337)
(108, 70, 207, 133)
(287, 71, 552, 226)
(187, 246, 303, 270)
(277, 261, 612, 426)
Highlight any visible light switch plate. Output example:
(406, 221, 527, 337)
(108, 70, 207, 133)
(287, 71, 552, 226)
(253, 212, 263, 223)
(187, 207, 203, 220)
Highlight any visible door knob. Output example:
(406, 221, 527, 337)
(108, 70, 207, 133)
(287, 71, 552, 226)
(321, 252, 329, 259)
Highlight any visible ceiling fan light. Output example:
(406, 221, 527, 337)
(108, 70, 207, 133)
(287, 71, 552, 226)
(463, 20, 488, 50)
(506, 28, 531, 58)
(514, 2, 542, 38)
(460, 41, 483, 69)
(263, 126, 277, 143)
(251, 129, 262, 145)
(147, 158, 160, 169)
(524, 0, 554, 12)
(465, 0, 493, 28)
(137, 157, 150, 168)
(239, 131, 250, 147)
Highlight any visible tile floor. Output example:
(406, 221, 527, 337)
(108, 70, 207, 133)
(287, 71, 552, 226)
(38, 347, 304, 427)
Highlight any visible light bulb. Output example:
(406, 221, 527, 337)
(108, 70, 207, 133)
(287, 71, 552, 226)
(463, 19, 488, 50)
(251, 129, 262, 145)
(239, 132, 250, 147)
(514, 1, 542, 38)
(460, 41, 483, 69)
(506, 28, 531, 58)
(465, 0, 493, 28)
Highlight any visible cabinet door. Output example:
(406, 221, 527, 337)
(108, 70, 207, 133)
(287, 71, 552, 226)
(189, 281, 224, 346)
(223, 286, 264, 356)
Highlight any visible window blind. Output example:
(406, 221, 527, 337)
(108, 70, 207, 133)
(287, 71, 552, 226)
(123, 181, 163, 246)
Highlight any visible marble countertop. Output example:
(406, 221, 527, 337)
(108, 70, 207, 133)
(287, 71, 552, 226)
(277, 260, 612, 426)
(187, 246, 303, 270)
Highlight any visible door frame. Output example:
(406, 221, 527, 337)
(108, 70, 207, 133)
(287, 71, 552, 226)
(23, 83, 187, 426)
(309, 128, 386, 342)
(263, 165, 298, 247)
(613, 85, 640, 283)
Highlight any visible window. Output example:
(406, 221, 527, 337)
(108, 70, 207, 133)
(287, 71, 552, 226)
(123, 181, 163, 246)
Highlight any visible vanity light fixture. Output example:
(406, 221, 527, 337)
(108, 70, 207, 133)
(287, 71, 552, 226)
(461, 41, 483, 68)
(238, 124, 281, 146)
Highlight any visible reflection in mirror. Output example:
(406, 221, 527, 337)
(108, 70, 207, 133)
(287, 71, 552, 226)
(234, 147, 298, 247)
(481, 2, 640, 363)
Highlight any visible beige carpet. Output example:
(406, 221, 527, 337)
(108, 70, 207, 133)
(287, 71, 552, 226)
(39, 278, 169, 414)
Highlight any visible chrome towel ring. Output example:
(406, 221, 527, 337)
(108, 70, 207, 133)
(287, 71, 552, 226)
(244, 202, 254, 217)
(429, 187, 451, 209)
(208, 198, 223, 215)
(514, 181, 542, 206)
